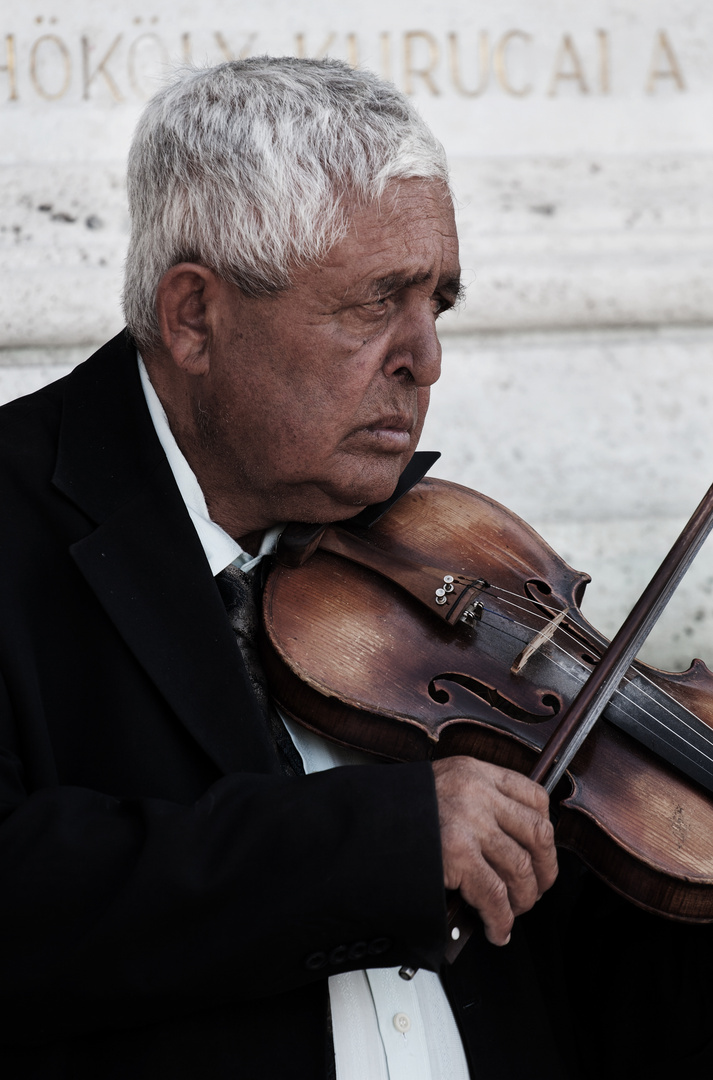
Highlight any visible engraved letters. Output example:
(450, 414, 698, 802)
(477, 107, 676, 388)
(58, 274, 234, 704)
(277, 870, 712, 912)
(494, 30, 533, 97)
(597, 29, 610, 94)
(1, 34, 18, 102)
(81, 34, 123, 101)
(0, 26, 693, 105)
(29, 35, 71, 100)
(212, 31, 258, 63)
(646, 30, 686, 93)
(548, 34, 589, 95)
(403, 30, 440, 96)
(448, 31, 489, 98)
(127, 34, 170, 99)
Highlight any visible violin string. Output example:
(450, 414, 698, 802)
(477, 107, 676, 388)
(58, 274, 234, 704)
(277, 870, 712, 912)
(487, 585, 710, 740)
(613, 681, 713, 762)
(542, 651, 713, 767)
(479, 590, 713, 764)
(534, 642, 713, 765)
(482, 583, 701, 716)
(484, 586, 713, 741)
(472, 585, 713, 763)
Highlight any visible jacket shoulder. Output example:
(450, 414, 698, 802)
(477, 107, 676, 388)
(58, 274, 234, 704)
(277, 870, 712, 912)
(0, 330, 135, 465)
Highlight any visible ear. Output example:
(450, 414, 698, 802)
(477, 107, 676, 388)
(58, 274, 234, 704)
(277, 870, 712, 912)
(154, 263, 222, 375)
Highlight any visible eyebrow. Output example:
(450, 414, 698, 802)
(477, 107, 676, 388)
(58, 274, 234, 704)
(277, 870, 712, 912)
(368, 271, 465, 303)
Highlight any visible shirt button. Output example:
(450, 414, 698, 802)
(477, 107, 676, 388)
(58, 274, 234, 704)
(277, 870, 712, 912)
(393, 1012, 411, 1033)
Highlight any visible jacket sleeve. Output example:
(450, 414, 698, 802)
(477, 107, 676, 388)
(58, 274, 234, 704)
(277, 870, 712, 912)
(0, 672, 446, 1044)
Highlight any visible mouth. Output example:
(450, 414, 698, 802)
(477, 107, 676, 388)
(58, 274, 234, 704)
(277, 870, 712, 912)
(363, 413, 414, 453)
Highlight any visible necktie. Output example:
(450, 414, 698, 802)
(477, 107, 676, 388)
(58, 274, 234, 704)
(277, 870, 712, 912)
(216, 562, 304, 777)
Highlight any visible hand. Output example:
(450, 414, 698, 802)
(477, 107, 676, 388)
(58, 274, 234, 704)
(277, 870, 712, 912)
(433, 756, 558, 946)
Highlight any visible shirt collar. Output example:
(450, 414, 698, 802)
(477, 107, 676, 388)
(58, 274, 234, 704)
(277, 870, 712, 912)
(137, 352, 246, 575)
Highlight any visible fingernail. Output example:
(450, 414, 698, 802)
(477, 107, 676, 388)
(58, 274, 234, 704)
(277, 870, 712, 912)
(503, 933, 511, 945)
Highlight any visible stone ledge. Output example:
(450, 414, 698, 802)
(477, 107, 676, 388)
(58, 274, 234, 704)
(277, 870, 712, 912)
(2, 154, 713, 345)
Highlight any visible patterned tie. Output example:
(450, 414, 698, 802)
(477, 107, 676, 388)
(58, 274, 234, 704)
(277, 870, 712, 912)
(215, 562, 304, 777)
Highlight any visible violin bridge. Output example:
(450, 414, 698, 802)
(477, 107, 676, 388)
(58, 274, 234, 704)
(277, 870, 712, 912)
(511, 607, 569, 675)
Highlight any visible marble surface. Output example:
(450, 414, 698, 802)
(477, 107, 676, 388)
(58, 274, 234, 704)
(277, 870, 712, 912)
(2, 0, 712, 343)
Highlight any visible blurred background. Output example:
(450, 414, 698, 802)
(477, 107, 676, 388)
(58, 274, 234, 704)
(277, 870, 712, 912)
(1, 0, 712, 669)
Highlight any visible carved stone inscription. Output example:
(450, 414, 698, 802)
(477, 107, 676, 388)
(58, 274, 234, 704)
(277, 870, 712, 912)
(0, 22, 692, 104)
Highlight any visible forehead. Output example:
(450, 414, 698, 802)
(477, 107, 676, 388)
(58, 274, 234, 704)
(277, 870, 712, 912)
(302, 178, 459, 296)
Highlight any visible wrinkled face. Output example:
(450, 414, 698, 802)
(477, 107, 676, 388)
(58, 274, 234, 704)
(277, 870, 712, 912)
(195, 178, 461, 530)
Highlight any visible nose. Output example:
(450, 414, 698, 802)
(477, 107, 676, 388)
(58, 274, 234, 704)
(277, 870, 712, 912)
(381, 301, 442, 388)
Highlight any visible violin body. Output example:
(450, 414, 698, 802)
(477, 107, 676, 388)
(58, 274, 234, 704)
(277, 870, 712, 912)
(261, 477, 713, 922)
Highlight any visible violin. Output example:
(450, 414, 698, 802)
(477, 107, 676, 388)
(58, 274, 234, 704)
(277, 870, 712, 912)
(259, 470, 713, 934)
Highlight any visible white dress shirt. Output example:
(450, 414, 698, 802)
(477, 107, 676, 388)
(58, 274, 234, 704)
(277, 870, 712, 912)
(138, 356, 471, 1080)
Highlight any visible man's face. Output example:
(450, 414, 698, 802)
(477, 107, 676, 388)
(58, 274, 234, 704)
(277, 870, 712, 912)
(187, 178, 461, 534)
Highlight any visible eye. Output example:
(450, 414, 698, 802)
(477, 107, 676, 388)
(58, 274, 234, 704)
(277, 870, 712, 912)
(362, 294, 392, 313)
(432, 294, 454, 318)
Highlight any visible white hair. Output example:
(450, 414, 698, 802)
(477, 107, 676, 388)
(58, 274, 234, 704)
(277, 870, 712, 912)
(122, 56, 449, 347)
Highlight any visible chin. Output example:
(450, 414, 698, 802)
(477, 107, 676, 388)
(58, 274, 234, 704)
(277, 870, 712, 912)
(335, 460, 406, 515)
(285, 453, 410, 524)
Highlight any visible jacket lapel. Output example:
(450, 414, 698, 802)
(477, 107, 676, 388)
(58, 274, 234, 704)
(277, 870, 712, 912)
(52, 331, 278, 777)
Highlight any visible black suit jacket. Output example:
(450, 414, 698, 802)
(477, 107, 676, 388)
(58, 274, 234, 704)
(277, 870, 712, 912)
(0, 331, 453, 1078)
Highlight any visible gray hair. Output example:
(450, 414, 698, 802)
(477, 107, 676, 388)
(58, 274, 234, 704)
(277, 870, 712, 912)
(122, 56, 449, 347)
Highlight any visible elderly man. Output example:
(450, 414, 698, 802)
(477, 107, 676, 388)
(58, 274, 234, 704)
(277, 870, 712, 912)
(11, 55, 706, 1080)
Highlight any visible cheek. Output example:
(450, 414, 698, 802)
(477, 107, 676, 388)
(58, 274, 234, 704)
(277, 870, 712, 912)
(308, 368, 379, 431)
(266, 403, 336, 467)
(263, 344, 386, 451)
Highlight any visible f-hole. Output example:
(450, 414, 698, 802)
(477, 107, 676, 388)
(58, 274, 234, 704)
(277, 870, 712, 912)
(524, 579, 555, 619)
(428, 672, 562, 725)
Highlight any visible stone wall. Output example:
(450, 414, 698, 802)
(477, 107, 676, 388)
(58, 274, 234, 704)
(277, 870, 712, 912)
(2, 0, 712, 669)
